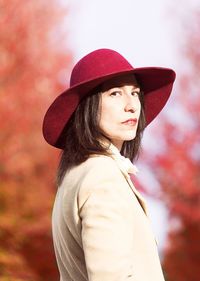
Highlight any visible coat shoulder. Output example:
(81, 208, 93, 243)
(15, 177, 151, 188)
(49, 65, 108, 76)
(71, 155, 128, 208)
(78, 154, 123, 181)
(85, 154, 118, 169)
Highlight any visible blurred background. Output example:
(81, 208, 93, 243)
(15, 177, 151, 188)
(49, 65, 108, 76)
(0, 0, 200, 280)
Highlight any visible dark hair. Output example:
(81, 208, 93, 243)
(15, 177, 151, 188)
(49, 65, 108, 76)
(56, 84, 146, 186)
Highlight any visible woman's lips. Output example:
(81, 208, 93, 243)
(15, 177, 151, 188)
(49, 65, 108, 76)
(122, 118, 137, 126)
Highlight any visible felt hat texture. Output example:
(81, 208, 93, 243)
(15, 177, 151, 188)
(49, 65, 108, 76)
(42, 48, 176, 148)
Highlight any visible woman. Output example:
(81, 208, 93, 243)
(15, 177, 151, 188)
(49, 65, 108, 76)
(42, 48, 176, 281)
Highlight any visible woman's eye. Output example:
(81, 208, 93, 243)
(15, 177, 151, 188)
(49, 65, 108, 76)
(110, 91, 121, 97)
(132, 91, 139, 97)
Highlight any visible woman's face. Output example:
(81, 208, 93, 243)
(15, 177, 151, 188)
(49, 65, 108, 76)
(99, 74, 141, 150)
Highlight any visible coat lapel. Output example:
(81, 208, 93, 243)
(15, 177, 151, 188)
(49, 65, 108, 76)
(125, 174, 148, 216)
(96, 141, 149, 217)
(107, 152, 148, 216)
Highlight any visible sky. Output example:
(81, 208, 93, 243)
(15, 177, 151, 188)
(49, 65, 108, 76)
(67, 0, 177, 68)
(63, 0, 200, 251)
(66, 0, 200, 72)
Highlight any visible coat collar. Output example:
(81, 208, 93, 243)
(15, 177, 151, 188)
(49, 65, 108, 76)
(108, 143, 139, 176)
(107, 143, 148, 216)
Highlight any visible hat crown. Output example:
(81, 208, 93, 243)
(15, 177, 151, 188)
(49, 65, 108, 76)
(70, 49, 134, 87)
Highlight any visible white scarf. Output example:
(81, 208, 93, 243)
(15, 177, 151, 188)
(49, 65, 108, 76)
(108, 143, 139, 176)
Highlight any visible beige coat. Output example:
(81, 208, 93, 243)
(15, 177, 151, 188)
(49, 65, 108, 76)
(52, 152, 165, 281)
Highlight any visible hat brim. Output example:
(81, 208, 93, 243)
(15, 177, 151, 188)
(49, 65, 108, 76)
(43, 67, 176, 148)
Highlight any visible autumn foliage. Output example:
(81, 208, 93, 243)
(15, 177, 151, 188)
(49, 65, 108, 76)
(146, 10, 200, 281)
(0, 1, 72, 280)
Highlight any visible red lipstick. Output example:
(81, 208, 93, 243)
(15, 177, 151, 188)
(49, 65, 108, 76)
(122, 118, 137, 126)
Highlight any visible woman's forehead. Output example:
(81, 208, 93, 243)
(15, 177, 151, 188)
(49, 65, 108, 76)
(101, 74, 140, 91)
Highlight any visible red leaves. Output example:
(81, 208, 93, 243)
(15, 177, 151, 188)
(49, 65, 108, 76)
(163, 220, 200, 281)
(148, 9, 200, 281)
(0, 0, 72, 279)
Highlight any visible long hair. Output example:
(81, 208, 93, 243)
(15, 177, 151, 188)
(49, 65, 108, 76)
(56, 85, 146, 186)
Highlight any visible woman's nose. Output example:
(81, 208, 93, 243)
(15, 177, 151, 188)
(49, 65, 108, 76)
(124, 103, 136, 113)
(124, 96, 137, 113)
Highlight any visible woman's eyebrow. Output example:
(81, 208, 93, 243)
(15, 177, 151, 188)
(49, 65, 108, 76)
(131, 84, 140, 90)
(111, 85, 141, 91)
(129, 87, 141, 92)
(102, 83, 141, 92)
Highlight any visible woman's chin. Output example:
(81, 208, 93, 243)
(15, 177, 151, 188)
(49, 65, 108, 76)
(122, 132, 137, 141)
(111, 134, 137, 144)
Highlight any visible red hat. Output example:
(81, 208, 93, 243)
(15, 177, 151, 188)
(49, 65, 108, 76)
(42, 48, 176, 149)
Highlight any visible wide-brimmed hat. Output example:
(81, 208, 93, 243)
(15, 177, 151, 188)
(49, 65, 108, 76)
(42, 48, 176, 149)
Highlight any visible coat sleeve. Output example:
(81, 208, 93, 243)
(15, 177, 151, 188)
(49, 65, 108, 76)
(79, 157, 136, 281)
